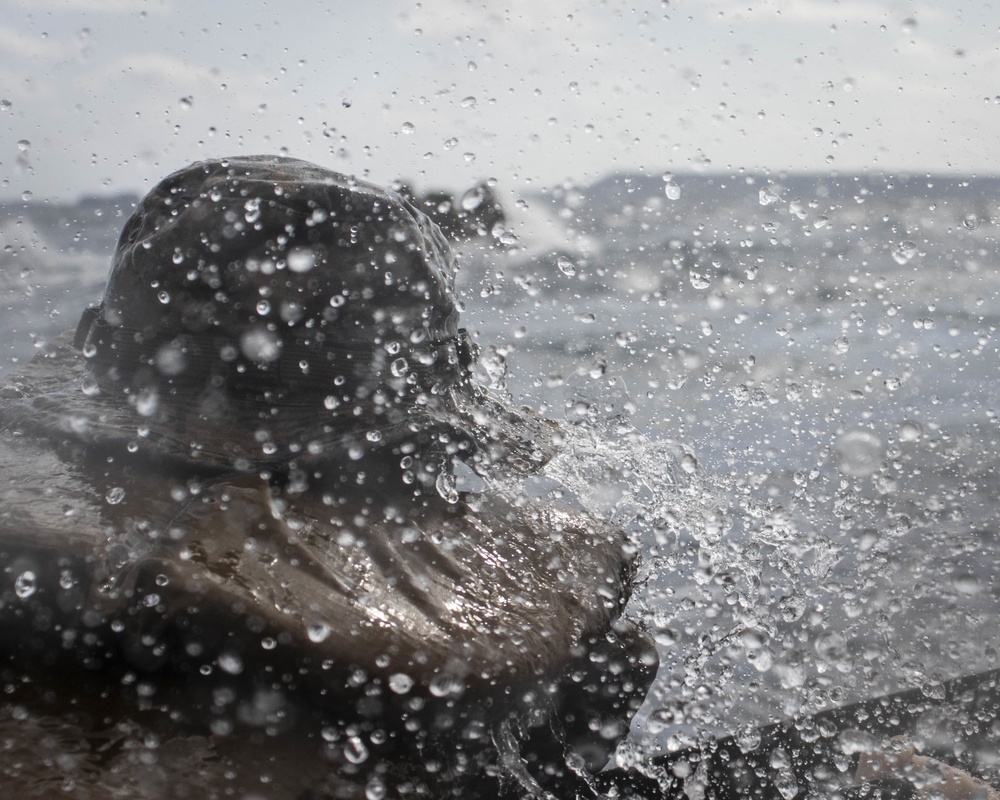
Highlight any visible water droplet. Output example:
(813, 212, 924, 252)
(459, 96, 477, 109)
(963, 213, 981, 230)
(689, 270, 711, 290)
(179, 96, 193, 109)
(775, 771, 799, 800)
(429, 673, 464, 698)
(834, 335, 850, 353)
(106, 486, 126, 505)
(15, 570, 36, 599)
(789, 199, 807, 219)
(389, 673, 414, 694)
(307, 621, 331, 643)
(443, 137, 459, 150)
(321, 726, 340, 743)
(244, 197, 261, 224)
(344, 736, 369, 764)
(287, 247, 316, 273)
(664, 180, 681, 200)
(240, 328, 281, 363)
(435, 472, 459, 504)
(390, 357, 409, 377)
(833, 430, 883, 477)
(365, 777, 387, 800)
(16, 140, 30, 152)
(80, 374, 100, 397)
(891, 240, 918, 265)
(759, 186, 781, 206)
(135, 388, 159, 417)
(0, 100, 11, 111)
(218, 652, 243, 675)
(460, 185, 485, 211)
(400, 121, 415, 135)
(557, 256, 576, 276)
(491, 223, 519, 246)
(899, 420, 923, 441)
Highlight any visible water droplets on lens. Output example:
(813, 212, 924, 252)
(759, 186, 781, 206)
(899, 420, 923, 442)
(833, 430, 884, 477)
(663, 174, 681, 200)
(307, 621, 331, 643)
(218, 652, 243, 675)
(344, 736, 369, 765)
(287, 247, 316, 273)
(14, 570, 37, 599)
(435, 472, 459, 504)
(891, 240, 918, 265)
(689, 270, 712, 290)
(461, 186, 486, 211)
(106, 486, 126, 505)
(240, 328, 281, 363)
(244, 198, 261, 224)
(155, 341, 188, 376)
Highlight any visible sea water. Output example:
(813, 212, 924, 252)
(3, 173, 1000, 775)
(456, 172, 1000, 764)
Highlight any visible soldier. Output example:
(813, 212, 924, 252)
(0, 156, 655, 798)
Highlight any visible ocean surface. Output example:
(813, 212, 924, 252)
(3, 171, 1000, 774)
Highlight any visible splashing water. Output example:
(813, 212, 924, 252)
(483, 368, 849, 757)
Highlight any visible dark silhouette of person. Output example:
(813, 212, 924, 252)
(0, 156, 655, 798)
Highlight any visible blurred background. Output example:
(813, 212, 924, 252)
(0, 0, 993, 199)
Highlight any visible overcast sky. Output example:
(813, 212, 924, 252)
(0, 0, 996, 201)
